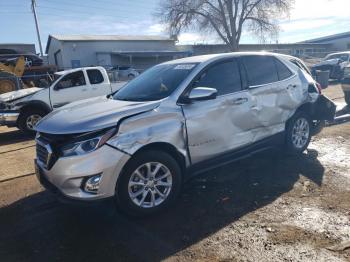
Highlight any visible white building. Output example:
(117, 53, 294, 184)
(45, 35, 190, 70)
(303, 31, 350, 52)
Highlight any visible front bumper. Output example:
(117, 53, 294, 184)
(0, 110, 19, 126)
(35, 145, 130, 201)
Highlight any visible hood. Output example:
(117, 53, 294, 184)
(35, 96, 161, 134)
(0, 87, 43, 102)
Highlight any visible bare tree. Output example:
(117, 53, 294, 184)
(158, 0, 294, 51)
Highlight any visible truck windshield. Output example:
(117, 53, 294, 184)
(114, 63, 197, 101)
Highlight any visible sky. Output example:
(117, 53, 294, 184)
(0, 0, 349, 53)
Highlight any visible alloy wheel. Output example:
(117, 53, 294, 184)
(26, 114, 42, 130)
(291, 117, 310, 149)
(128, 162, 172, 208)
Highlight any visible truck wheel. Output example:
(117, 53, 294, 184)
(18, 109, 47, 135)
(345, 91, 350, 106)
(115, 150, 182, 217)
(285, 112, 312, 154)
(0, 71, 23, 94)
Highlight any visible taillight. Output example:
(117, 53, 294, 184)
(316, 82, 322, 94)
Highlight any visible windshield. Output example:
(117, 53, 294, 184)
(114, 63, 197, 101)
(325, 54, 349, 61)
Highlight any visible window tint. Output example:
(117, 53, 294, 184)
(114, 63, 197, 101)
(57, 71, 86, 89)
(242, 56, 278, 86)
(291, 59, 311, 75)
(87, 69, 104, 85)
(274, 58, 293, 80)
(193, 60, 242, 96)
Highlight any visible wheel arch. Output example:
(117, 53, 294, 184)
(18, 100, 51, 116)
(121, 142, 187, 179)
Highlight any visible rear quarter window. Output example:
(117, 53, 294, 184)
(242, 56, 279, 86)
(274, 58, 293, 80)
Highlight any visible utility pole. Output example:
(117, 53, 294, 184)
(31, 0, 44, 56)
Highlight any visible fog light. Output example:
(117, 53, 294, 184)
(84, 174, 102, 194)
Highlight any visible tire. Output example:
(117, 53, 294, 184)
(17, 108, 47, 136)
(127, 74, 135, 80)
(285, 112, 312, 154)
(345, 91, 350, 106)
(115, 150, 182, 217)
(0, 71, 23, 94)
(311, 120, 326, 136)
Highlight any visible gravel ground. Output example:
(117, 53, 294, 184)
(0, 84, 349, 262)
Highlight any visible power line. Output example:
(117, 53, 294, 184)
(36, 6, 147, 24)
(41, 0, 155, 10)
(36, 5, 144, 20)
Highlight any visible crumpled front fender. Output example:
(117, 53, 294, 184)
(107, 106, 190, 166)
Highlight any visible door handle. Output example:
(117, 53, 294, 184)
(82, 88, 87, 91)
(287, 84, 297, 90)
(231, 97, 248, 105)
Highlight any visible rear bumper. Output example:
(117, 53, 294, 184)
(0, 110, 19, 126)
(310, 95, 336, 121)
(341, 78, 350, 92)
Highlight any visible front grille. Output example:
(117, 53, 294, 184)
(36, 142, 49, 166)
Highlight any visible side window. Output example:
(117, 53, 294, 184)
(242, 56, 279, 86)
(57, 71, 86, 89)
(193, 60, 242, 96)
(87, 69, 104, 85)
(274, 58, 293, 80)
(291, 59, 311, 75)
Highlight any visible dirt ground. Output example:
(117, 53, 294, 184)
(0, 84, 349, 262)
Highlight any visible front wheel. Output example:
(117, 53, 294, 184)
(115, 150, 182, 217)
(285, 112, 312, 154)
(17, 109, 47, 135)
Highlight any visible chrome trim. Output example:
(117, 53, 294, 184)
(35, 138, 53, 168)
(0, 112, 19, 125)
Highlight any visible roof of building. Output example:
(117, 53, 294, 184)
(45, 34, 174, 53)
(302, 31, 350, 43)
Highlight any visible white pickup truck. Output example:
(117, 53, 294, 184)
(0, 67, 124, 134)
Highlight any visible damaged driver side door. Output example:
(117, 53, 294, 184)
(181, 58, 256, 164)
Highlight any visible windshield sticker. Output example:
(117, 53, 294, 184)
(174, 64, 196, 70)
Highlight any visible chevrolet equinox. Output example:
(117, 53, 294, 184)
(35, 52, 335, 216)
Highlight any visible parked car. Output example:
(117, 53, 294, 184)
(104, 66, 139, 81)
(34, 52, 336, 217)
(341, 65, 350, 106)
(0, 49, 43, 67)
(312, 52, 350, 81)
(0, 67, 120, 134)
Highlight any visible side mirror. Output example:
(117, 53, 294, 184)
(185, 87, 217, 103)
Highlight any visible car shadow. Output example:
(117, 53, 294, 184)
(0, 149, 325, 262)
(0, 128, 33, 147)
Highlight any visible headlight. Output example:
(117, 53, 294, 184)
(60, 128, 116, 157)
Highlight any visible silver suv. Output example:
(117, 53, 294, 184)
(34, 52, 335, 216)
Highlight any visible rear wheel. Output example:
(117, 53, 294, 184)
(115, 150, 182, 217)
(285, 112, 312, 154)
(17, 108, 47, 135)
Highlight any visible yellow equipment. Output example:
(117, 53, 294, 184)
(0, 56, 26, 94)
